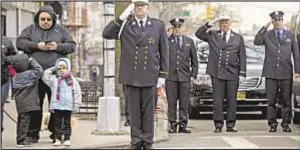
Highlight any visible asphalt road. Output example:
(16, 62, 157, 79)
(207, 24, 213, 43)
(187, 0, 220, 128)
(154, 115, 300, 149)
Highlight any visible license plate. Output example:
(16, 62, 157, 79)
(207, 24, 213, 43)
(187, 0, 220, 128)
(237, 92, 246, 100)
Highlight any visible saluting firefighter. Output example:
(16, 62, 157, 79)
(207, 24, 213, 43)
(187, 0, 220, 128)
(166, 18, 198, 134)
(195, 14, 246, 133)
(102, 0, 169, 149)
(254, 11, 300, 132)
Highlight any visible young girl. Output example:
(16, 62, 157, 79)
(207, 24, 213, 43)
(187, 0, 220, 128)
(42, 58, 82, 146)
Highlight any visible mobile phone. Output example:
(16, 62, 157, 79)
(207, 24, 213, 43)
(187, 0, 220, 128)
(45, 41, 52, 45)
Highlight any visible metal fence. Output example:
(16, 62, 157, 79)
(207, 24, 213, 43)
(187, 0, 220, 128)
(77, 81, 103, 118)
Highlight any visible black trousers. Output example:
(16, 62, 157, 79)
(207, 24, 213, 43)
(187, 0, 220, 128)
(54, 110, 72, 141)
(266, 78, 293, 127)
(165, 81, 190, 128)
(17, 111, 39, 144)
(29, 80, 55, 140)
(123, 85, 130, 122)
(212, 77, 239, 129)
(125, 85, 156, 145)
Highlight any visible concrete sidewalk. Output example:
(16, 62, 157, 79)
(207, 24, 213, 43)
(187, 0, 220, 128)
(2, 95, 170, 149)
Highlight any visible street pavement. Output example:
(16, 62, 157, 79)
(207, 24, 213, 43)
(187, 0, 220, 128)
(155, 117, 300, 149)
(1, 97, 169, 149)
(2, 95, 300, 149)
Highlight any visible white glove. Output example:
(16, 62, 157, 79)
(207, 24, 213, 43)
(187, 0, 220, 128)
(239, 76, 246, 82)
(119, 3, 134, 21)
(157, 78, 166, 88)
(191, 77, 196, 84)
(208, 17, 220, 26)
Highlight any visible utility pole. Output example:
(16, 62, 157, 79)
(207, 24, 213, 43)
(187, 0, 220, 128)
(93, 1, 127, 135)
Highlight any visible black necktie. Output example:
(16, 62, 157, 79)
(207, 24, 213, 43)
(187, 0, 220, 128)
(140, 21, 144, 32)
(176, 36, 180, 48)
(223, 32, 227, 43)
(277, 31, 281, 41)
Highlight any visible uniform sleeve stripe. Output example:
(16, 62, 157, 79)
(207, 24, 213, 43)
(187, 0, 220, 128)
(114, 19, 121, 26)
(159, 71, 169, 74)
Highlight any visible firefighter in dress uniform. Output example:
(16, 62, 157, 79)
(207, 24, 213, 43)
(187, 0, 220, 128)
(166, 18, 198, 134)
(254, 11, 300, 132)
(102, 0, 169, 148)
(195, 14, 247, 133)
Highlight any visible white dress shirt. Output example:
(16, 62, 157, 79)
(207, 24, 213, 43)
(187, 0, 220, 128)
(221, 29, 231, 43)
(135, 16, 147, 27)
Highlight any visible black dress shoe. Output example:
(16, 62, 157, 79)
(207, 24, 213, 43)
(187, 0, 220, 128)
(169, 123, 178, 133)
(130, 142, 143, 149)
(143, 142, 154, 149)
(283, 126, 292, 132)
(26, 137, 38, 144)
(214, 128, 222, 133)
(226, 128, 238, 132)
(178, 128, 191, 133)
(269, 126, 277, 132)
(31, 139, 39, 144)
(124, 120, 130, 126)
(49, 134, 55, 143)
(168, 128, 177, 133)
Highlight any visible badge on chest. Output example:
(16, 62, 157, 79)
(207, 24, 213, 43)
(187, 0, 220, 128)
(149, 37, 155, 44)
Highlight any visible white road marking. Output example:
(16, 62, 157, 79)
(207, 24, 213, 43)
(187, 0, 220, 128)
(221, 136, 259, 148)
(156, 147, 233, 149)
(289, 136, 300, 142)
(199, 135, 300, 138)
(155, 136, 300, 149)
(157, 147, 300, 149)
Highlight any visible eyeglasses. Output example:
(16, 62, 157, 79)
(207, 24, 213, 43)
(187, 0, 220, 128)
(57, 67, 67, 71)
(40, 18, 52, 22)
(135, 4, 147, 7)
(273, 19, 283, 21)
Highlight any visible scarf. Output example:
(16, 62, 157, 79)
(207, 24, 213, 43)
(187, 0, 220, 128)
(56, 72, 73, 101)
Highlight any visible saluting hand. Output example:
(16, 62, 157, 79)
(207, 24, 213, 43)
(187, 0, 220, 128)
(119, 3, 134, 21)
(208, 17, 220, 26)
(295, 74, 300, 79)
(264, 20, 273, 29)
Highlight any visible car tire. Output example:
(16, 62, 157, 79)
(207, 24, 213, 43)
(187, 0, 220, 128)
(189, 106, 201, 119)
(291, 93, 300, 125)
